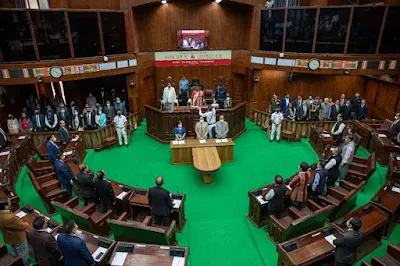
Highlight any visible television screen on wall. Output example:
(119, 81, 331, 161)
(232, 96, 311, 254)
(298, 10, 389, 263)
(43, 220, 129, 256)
(177, 30, 209, 50)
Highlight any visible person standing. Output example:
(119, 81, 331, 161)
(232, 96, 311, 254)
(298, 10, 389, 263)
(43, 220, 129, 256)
(114, 97, 127, 116)
(94, 171, 115, 213)
(215, 115, 229, 139)
(280, 93, 292, 114)
(263, 175, 287, 219)
(45, 107, 58, 131)
(331, 100, 341, 121)
(68, 101, 79, 118)
(340, 100, 352, 120)
(319, 98, 332, 121)
(71, 110, 83, 131)
(296, 101, 308, 121)
(195, 116, 208, 140)
(269, 93, 280, 114)
(58, 120, 70, 146)
(54, 153, 76, 198)
(83, 106, 96, 130)
(148, 176, 173, 226)
(331, 114, 346, 146)
(294, 94, 303, 109)
(76, 164, 95, 206)
(47, 135, 60, 165)
(95, 109, 107, 129)
(311, 161, 328, 197)
(27, 216, 62, 266)
(57, 106, 71, 129)
(289, 162, 310, 210)
(114, 110, 128, 147)
(57, 219, 95, 266)
(339, 135, 356, 182)
(86, 92, 97, 111)
(7, 114, 20, 133)
(309, 98, 321, 121)
(98, 87, 108, 106)
(358, 99, 368, 120)
(19, 112, 33, 133)
(350, 92, 361, 119)
(215, 77, 227, 109)
(198, 105, 216, 139)
(32, 108, 46, 132)
(120, 89, 129, 112)
(333, 217, 364, 266)
(104, 100, 115, 120)
(270, 107, 284, 143)
(174, 121, 186, 141)
(179, 75, 189, 106)
(325, 147, 343, 187)
(0, 125, 9, 148)
(163, 82, 177, 112)
(0, 198, 30, 265)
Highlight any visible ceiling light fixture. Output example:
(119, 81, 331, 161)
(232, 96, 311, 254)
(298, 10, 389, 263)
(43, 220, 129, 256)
(215, 0, 222, 3)
(161, 0, 167, 4)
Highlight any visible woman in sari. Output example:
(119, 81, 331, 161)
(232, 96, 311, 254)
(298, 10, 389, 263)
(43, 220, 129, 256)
(191, 87, 204, 107)
(95, 109, 107, 129)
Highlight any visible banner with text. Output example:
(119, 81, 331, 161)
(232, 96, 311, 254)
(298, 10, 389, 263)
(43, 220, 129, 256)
(155, 50, 232, 67)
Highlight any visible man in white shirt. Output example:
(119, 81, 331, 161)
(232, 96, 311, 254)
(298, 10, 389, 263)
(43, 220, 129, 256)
(162, 82, 177, 112)
(331, 113, 346, 145)
(198, 106, 216, 139)
(270, 107, 284, 143)
(339, 135, 356, 182)
(113, 110, 128, 147)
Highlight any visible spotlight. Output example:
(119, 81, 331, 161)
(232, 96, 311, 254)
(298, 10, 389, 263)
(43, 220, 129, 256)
(161, 0, 167, 4)
(215, 0, 222, 3)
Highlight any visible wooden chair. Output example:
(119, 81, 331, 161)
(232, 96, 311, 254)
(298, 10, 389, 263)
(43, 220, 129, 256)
(28, 171, 68, 215)
(0, 244, 23, 266)
(268, 200, 335, 243)
(347, 153, 376, 181)
(281, 130, 294, 143)
(107, 212, 177, 246)
(103, 137, 117, 150)
(376, 119, 393, 135)
(52, 197, 112, 236)
(361, 244, 400, 266)
(203, 90, 214, 105)
(27, 155, 53, 176)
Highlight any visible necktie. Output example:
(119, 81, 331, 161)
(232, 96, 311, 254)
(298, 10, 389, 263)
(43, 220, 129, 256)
(36, 115, 40, 127)
(87, 113, 91, 125)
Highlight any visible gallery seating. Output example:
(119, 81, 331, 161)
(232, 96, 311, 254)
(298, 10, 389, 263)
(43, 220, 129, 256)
(347, 153, 376, 181)
(27, 155, 53, 176)
(107, 212, 177, 246)
(0, 244, 23, 266)
(361, 244, 400, 266)
(51, 196, 112, 236)
(268, 200, 335, 243)
(28, 171, 68, 215)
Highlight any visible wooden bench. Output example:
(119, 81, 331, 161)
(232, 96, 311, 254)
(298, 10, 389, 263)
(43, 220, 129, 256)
(192, 147, 221, 184)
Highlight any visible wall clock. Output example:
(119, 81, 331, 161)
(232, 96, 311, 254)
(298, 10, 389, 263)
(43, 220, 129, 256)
(308, 59, 320, 71)
(49, 66, 63, 79)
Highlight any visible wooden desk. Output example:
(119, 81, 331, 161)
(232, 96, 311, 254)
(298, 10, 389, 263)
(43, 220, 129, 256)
(53, 227, 116, 266)
(309, 127, 335, 156)
(192, 147, 221, 184)
(109, 241, 188, 266)
(170, 138, 234, 165)
(370, 183, 400, 239)
(333, 204, 389, 261)
(277, 225, 340, 266)
(354, 121, 382, 149)
(0, 184, 20, 212)
(388, 153, 400, 183)
(361, 244, 400, 266)
(129, 190, 187, 232)
(369, 133, 399, 166)
(14, 205, 60, 234)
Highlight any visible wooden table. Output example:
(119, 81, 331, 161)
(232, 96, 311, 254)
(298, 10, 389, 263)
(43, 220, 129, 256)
(109, 241, 188, 266)
(192, 147, 221, 184)
(53, 227, 116, 266)
(369, 133, 399, 166)
(277, 225, 341, 266)
(170, 138, 234, 165)
(129, 190, 187, 232)
(388, 153, 400, 183)
(14, 205, 60, 234)
(370, 183, 400, 239)
(0, 184, 20, 212)
(333, 204, 389, 261)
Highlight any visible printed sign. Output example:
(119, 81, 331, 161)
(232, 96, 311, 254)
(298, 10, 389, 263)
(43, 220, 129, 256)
(155, 50, 232, 67)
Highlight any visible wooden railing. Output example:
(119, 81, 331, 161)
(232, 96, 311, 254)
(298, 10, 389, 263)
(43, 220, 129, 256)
(7, 112, 140, 150)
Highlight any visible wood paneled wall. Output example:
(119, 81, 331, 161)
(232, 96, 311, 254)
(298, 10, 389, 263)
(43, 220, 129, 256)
(132, 2, 253, 51)
(48, 0, 119, 9)
(137, 52, 156, 117)
(250, 70, 367, 111)
(365, 78, 400, 120)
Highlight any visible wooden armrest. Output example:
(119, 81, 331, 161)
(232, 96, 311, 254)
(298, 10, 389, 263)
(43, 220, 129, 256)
(35, 172, 56, 180)
(117, 212, 129, 222)
(36, 172, 57, 184)
(317, 196, 339, 206)
(92, 210, 112, 224)
(142, 216, 152, 225)
(289, 207, 305, 220)
(81, 203, 96, 215)
(307, 199, 322, 211)
(47, 189, 67, 200)
(352, 156, 365, 163)
(329, 187, 347, 198)
(65, 196, 79, 208)
(388, 244, 400, 261)
(370, 257, 386, 266)
(360, 261, 372, 266)
(34, 166, 54, 173)
(269, 214, 289, 229)
(166, 220, 176, 236)
(38, 160, 52, 167)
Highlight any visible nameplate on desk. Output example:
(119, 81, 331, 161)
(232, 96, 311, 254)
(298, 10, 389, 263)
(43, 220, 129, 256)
(378, 134, 387, 138)
(396, 156, 400, 161)
(199, 140, 206, 144)
(392, 186, 400, 193)
(215, 139, 222, 143)
(116, 191, 128, 200)
(63, 151, 73, 156)
(172, 257, 186, 266)
(111, 252, 128, 266)
(18, 136, 26, 140)
(16, 211, 27, 218)
(321, 134, 331, 138)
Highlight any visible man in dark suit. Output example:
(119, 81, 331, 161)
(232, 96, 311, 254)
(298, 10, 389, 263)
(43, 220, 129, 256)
(295, 101, 308, 121)
(148, 176, 173, 226)
(280, 92, 292, 114)
(54, 153, 76, 198)
(333, 217, 364, 266)
(98, 87, 108, 106)
(76, 164, 95, 206)
(83, 106, 96, 130)
(110, 88, 118, 103)
(27, 216, 62, 266)
(358, 99, 368, 120)
(58, 120, 70, 146)
(293, 94, 303, 109)
(32, 108, 46, 132)
(340, 100, 352, 120)
(389, 113, 400, 141)
(330, 100, 341, 121)
(47, 135, 60, 165)
(0, 125, 9, 149)
(350, 92, 362, 119)
(94, 170, 115, 213)
(57, 106, 71, 129)
(57, 219, 94, 266)
(103, 100, 115, 120)
(68, 101, 79, 118)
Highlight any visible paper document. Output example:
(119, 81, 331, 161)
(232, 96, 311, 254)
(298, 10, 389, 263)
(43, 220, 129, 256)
(172, 257, 186, 266)
(325, 234, 337, 246)
(0, 151, 10, 156)
(46, 228, 52, 233)
(396, 156, 400, 161)
(159, 246, 170, 250)
(116, 191, 128, 200)
(178, 141, 185, 145)
(92, 246, 108, 262)
(221, 138, 228, 143)
(321, 134, 331, 138)
(111, 252, 128, 266)
(392, 186, 400, 193)
(173, 200, 182, 209)
(71, 138, 78, 142)
(16, 211, 27, 218)
(199, 140, 206, 144)
(215, 139, 222, 143)
(18, 136, 26, 140)
(286, 185, 292, 190)
(256, 195, 268, 205)
(0, 169, 3, 173)
(378, 134, 387, 138)
(63, 151, 73, 156)
(172, 141, 178, 145)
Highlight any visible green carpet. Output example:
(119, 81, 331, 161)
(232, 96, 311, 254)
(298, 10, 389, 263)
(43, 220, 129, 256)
(2, 119, 399, 266)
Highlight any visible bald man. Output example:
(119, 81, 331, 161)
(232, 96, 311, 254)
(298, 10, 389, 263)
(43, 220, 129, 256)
(148, 176, 173, 226)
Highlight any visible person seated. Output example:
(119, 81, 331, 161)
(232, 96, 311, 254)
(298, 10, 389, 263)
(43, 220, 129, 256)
(311, 161, 328, 198)
(325, 147, 342, 187)
(215, 115, 229, 139)
(393, 132, 400, 145)
(174, 121, 186, 141)
(57, 106, 71, 129)
(76, 164, 95, 206)
(94, 170, 116, 213)
(289, 162, 310, 210)
(57, 219, 95, 266)
(58, 120, 70, 146)
(19, 112, 33, 133)
(285, 102, 295, 120)
(47, 135, 60, 165)
(195, 116, 208, 140)
(54, 153, 76, 199)
(331, 114, 345, 146)
(95, 109, 107, 129)
(263, 175, 287, 231)
(27, 216, 62, 266)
